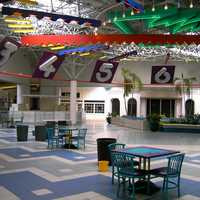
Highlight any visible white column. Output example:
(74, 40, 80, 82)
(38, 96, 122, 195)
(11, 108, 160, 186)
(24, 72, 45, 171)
(17, 85, 29, 104)
(70, 80, 77, 125)
(175, 99, 181, 117)
(140, 98, 146, 117)
(136, 95, 141, 117)
(181, 95, 186, 116)
(56, 87, 61, 105)
(17, 85, 22, 104)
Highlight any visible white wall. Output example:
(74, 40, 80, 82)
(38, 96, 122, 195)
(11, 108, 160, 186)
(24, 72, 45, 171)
(1, 51, 200, 118)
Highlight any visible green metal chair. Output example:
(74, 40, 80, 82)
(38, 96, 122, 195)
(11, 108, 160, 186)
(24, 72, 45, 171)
(47, 128, 59, 149)
(108, 143, 139, 184)
(150, 153, 185, 198)
(111, 151, 146, 199)
(71, 128, 87, 149)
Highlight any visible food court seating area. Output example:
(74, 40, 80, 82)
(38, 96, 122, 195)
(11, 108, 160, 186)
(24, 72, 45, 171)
(0, 120, 200, 200)
(16, 120, 87, 150)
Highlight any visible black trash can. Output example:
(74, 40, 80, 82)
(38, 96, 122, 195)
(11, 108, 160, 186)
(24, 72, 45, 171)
(16, 125, 28, 141)
(97, 138, 117, 166)
(35, 125, 47, 141)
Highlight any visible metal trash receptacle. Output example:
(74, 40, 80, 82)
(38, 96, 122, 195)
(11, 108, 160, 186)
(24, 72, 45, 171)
(16, 125, 28, 141)
(97, 138, 117, 166)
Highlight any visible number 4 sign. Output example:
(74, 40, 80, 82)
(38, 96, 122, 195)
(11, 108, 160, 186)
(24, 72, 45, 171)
(32, 51, 64, 79)
(90, 60, 119, 83)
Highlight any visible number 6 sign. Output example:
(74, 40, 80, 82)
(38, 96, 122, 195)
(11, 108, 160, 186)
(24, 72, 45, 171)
(151, 65, 175, 84)
(90, 60, 119, 83)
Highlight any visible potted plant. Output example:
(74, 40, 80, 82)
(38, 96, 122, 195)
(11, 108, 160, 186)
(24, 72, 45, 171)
(148, 113, 161, 131)
(106, 113, 112, 124)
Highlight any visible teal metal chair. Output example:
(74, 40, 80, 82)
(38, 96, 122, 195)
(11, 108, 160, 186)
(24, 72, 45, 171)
(150, 153, 185, 198)
(47, 128, 59, 149)
(71, 128, 87, 149)
(111, 151, 147, 199)
(108, 143, 139, 184)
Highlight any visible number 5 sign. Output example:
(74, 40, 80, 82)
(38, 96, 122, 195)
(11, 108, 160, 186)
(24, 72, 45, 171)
(90, 60, 119, 83)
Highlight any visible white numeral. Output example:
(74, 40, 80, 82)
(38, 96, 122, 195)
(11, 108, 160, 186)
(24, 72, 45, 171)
(154, 67, 171, 83)
(0, 41, 18, 66)
(96, 63, 113, 82)
(39, 55, 58, 78)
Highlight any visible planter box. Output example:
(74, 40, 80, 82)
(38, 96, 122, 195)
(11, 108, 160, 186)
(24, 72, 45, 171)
(161, 124, 200, 133)
(111, 117, 149, 130)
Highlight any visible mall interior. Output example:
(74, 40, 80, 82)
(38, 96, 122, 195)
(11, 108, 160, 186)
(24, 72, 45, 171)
(0, 0, 200, 200)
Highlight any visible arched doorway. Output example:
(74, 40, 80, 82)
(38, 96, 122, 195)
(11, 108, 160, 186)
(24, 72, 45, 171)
(111, 98, 120, 116)
(185, 99, 194, 116)
(128, 98, 137, 116)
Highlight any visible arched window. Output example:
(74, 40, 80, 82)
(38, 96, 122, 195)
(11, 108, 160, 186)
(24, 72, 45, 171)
(128, 98, 137, 116)
(185, 99, 194, 116)
(111, 98, 120, 116)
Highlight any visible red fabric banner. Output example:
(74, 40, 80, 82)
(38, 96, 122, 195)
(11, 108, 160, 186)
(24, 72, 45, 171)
(21, 34, 200, 47)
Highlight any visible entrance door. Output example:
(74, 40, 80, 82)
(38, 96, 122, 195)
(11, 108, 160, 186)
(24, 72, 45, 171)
(111, 98, 120, 116)
(185, 99, 194, 116)
(30, 97, 40, 110)
(147, 99, 175, 117)
(128, 98, 137, 116)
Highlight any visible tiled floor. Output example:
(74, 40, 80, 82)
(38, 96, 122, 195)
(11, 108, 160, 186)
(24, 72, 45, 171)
(0, 120, 200, 200)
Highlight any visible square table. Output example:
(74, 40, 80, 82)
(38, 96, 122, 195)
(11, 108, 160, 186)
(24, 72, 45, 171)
(58, 127, 78, 149)
(115, 146, 180, 195)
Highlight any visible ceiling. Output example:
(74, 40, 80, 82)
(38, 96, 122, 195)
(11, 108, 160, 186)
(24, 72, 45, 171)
(0, 0, 200, 86)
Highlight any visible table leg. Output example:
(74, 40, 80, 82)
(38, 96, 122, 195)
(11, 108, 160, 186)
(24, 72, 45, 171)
(68, 131, 72, 149)
(147, 158, 150, 194)
(139, 157, 142, 169)
(143, 158, 146, 170)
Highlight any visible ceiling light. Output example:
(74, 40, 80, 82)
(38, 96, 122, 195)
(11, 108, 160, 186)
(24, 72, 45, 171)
(152, 0, 155, 12)
(164, 4, 168, 10)
(190, 1, 193, 8)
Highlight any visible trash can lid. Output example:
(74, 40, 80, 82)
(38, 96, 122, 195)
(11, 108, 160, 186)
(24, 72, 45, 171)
(96, 138, 117, 141)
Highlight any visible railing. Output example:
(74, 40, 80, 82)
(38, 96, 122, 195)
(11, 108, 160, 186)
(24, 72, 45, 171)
(0, 111, 82, 126)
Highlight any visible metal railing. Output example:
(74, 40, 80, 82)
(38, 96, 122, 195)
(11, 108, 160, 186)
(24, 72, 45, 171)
(0, 111, 82, 126)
